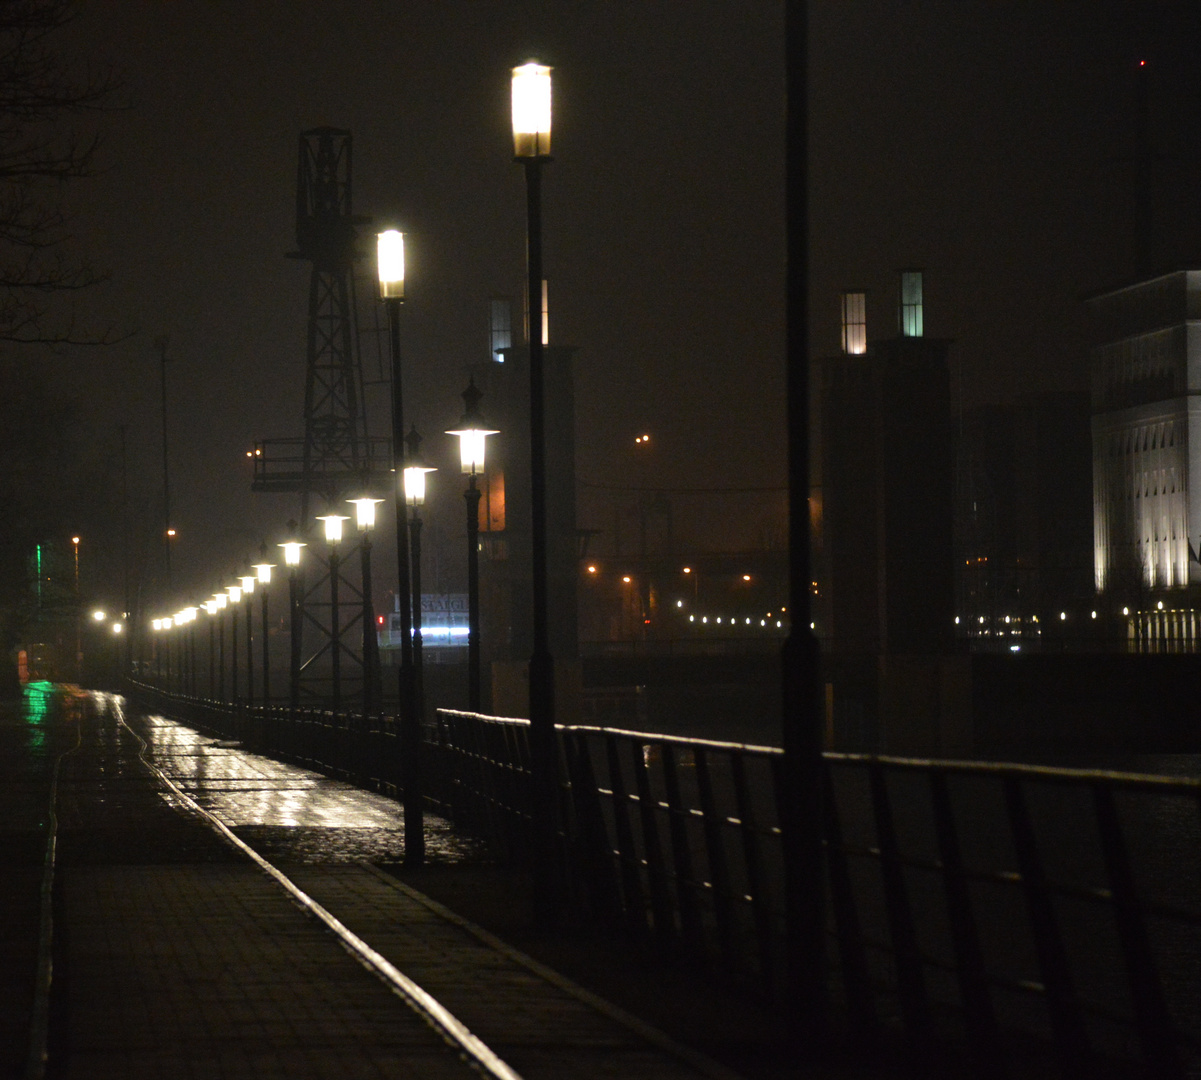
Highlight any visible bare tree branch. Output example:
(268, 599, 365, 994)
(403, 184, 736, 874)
(0, 0, 122, 344)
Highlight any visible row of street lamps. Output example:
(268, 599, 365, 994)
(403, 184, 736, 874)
(146, 60, 552, 878)
(147, 393, 493, 715)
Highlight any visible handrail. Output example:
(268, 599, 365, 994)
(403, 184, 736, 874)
(124, 682, 1201, 1078)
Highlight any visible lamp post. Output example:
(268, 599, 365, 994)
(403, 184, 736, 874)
(151, 617, 164, 685)
(347, 496, 384, 712)
(203, 601, 217, 697)
(447, 380, 496, 711)
(279, 538, 305, 708)
(252, 558, 275, 712)
(214, 592, 228, 700)
(378, 227, 423, 867)
(403, 428, 436, 721)
(316, 514, 348, 710)
(181, 606, 198, 696)
(240, 573, 256, 710)
(512, 60, 559, 909)
(163, 616, 175, 691)
(72, 534, 82, 680)
(227, 584, 243, 704)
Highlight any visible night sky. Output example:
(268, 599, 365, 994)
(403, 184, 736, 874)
(31, 1, 1201, 616)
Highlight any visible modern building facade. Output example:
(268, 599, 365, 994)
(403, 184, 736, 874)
(1089, 270, 1201, 648)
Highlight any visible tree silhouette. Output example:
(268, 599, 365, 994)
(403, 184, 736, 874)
(0, 0, 121, 344)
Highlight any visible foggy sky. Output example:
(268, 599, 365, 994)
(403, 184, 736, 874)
(35, 1, 1201, 614)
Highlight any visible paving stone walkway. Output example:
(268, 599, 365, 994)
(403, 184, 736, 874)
(17, 689, 764, 1079)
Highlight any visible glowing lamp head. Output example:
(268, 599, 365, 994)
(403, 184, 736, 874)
(227, 585, 243, 604)
(253, 562, 274, 585)
(347, 497, 383, 532)
(214, 593, 227, 610)
(162, 616, 174, 629)
(92, 609, 106, 622)
(239, 575, 256, 595)
(111, 622, 123, 634)
(152, 618, 163, 631)
(447, 377, 498, 476)
(317, 514, 348, 545)
(279, 540, 305, 568)
(377, 230, 405, 300)
(404, 464, 436, 507)
(511, 62, 552, 157)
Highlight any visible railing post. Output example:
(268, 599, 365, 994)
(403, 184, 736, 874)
(661, 745, 704, 952)
(1091, 783, 1183, 1078)
(929, 771, 1006, 1078)
(1002, 776, 1091, 1077)
(695, 747, 737, 972)
(816, 762, 877, 1034)
(868, 762, 934, 1067)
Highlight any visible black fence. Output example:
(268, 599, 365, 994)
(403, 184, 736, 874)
(125, 683, 1201, 1079)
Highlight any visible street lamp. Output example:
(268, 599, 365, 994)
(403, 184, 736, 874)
(403, 427, 436, 720)
(316, 514, 348, 710)
(203, 600, 218, 698)
(227, 584, 243, 704)
(348, 495, 384, 712)
(161, 615, 174, 691)
(213, 591, 228, 700)
(239, 573, 257, 709)
(512, 59, 558, 910)
(447, 380, 496, 711)
(279, 537, 305, 708)
(377, 227, 423, 867)
(151, 617, 164, 684)
(252, 558, 275, 712)
(180, 606, 198, 696)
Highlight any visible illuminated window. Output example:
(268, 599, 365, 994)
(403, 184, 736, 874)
(899, 270, 923, 337)
(490, 297, 512, 363)
(840, 291, 866, 354)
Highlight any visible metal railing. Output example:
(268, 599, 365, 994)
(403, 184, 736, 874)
(124, 683, 1201, 1078)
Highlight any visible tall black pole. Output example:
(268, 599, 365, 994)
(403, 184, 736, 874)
(230, 597, 239, 703)
(385, 296, 423, 866)
(246, 589, 254, 707)
(360, 529, 379, 713)
(465, 476, 482, 711)
(782, 0, 827, 1042)
(290, 569, 301, 708)
(157, 336, 172, 587)
(409, 510, 425, 724)
(522, 152, 560, 917)
(329, 545, 341, 711)
(120, 424, 132, 678)
(208, 615, 215, 698)
(261, 587, 270, 709)
(218, 615, 225, 701)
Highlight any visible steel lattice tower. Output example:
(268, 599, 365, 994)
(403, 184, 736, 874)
(253, 128, 389, 706)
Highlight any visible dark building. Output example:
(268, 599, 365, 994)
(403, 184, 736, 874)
(817, 272, 962, 752)
(464, 296, 582, 714)
(954, 393, 1093, 648)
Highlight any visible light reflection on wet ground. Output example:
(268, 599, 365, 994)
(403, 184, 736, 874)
(131, 711, 486, 865)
